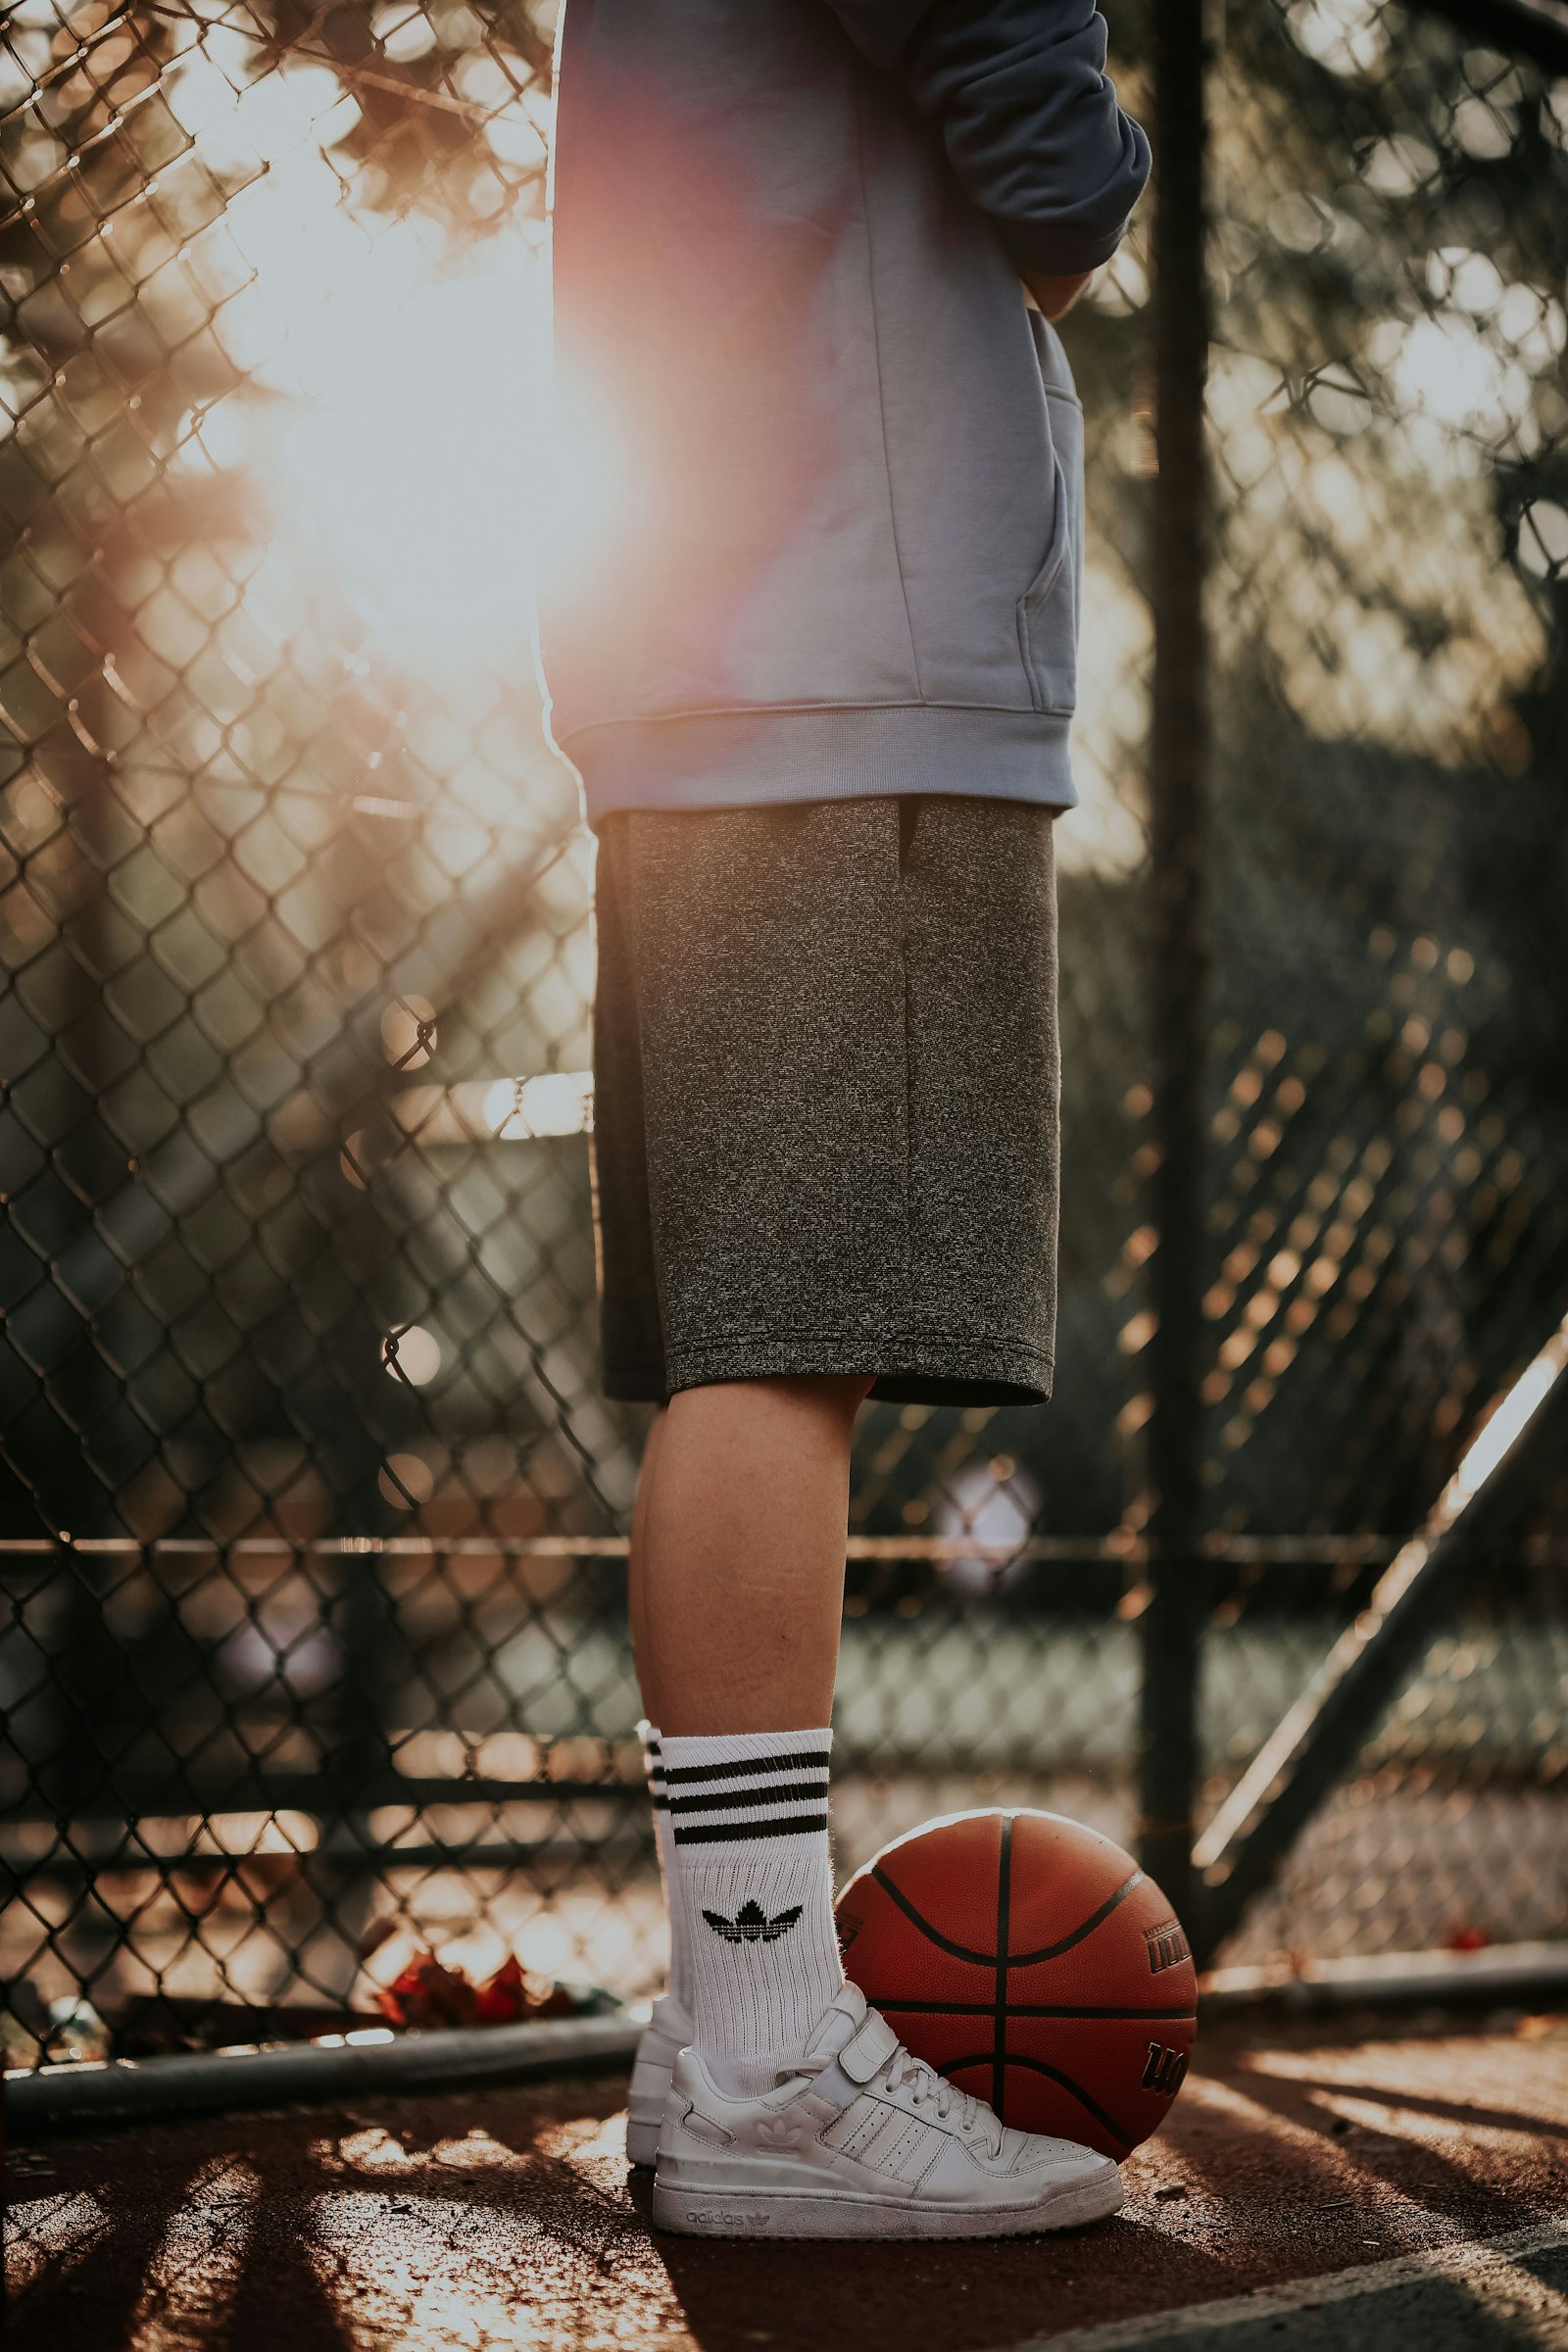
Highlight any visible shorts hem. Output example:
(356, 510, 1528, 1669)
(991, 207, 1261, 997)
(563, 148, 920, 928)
(653, 1332, 1054, 1409)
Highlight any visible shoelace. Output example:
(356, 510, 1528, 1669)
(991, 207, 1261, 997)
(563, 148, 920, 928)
(875, 2043, 1003, 2157)
(793, 2015, 1005, 2158)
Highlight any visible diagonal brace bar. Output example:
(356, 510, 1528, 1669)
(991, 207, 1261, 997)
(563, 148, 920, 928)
(1193, 1314, 1568, 1958)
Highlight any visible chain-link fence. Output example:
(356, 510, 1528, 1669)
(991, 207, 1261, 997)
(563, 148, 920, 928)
(1187, 0, 1568, 1962)
(2, 0, 1565, 2073)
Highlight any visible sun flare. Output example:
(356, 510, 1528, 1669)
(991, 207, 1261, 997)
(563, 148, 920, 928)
(166, 56, 624, 679)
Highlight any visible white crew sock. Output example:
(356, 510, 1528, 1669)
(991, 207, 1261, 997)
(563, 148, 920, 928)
(636, 1720, 693, 2010)
(660, 1726, 844, 2096)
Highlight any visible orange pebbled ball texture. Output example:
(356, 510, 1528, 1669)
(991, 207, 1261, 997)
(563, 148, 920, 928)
(835, 1809, 1198, 2159)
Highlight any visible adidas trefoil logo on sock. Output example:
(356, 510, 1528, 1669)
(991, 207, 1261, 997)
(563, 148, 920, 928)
(702, 1899, 803, 1945)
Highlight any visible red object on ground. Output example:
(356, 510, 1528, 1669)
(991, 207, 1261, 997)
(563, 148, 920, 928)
(836, 1808, 1199, 2160)
(473, 1956, 578, 2023)
(474, 1956, 533, 2023)
(377, 1950, 584, 2029)
(377, 1952, 482, 2030)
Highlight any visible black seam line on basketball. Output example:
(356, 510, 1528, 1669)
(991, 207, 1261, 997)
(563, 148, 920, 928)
(871, 2000, 1199, 2021)
(1009, 1873, 1148, 1966)
(664, 1782, 829, 1815)
(940, 2052, 1137, 2154)
(866, 1860, 1146, 1971)
(867, 1867, 1001, 1966)
(661, 1752, 831, 1786)
(670, 1815, 828, 1844)
(993, 1813, 1012, 2118)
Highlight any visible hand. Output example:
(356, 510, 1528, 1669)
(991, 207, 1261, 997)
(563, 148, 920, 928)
(1018, 268, 1095, 322)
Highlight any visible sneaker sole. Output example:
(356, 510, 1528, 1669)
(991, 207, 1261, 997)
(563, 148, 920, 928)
(626, 2040, 681, 2169)
(626, 2103, 663, 2169)
(651, 2166, 1123, 2240)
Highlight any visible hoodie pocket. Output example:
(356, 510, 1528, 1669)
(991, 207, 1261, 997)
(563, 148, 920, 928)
(1015, 453, 1078, 715)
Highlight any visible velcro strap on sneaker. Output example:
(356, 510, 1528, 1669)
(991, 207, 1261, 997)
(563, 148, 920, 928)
(836, 2008, 901, 2085)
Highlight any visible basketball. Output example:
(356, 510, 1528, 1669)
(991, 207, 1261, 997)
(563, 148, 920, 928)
(835, 1809, 1198, 2160)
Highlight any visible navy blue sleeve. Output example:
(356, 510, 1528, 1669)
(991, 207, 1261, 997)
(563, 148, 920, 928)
(820, 0, 1151, 274)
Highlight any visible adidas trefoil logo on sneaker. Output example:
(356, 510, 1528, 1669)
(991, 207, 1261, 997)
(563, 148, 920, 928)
(755, 2114, 811, 2153)
(702, 1899, 803, 1944)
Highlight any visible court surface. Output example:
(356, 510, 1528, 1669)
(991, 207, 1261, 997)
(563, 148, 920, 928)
(7, 2009, 1567, 2351)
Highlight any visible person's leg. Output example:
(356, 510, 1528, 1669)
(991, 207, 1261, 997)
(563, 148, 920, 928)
(642, 1380, 1118, 2241)
(642, 1374, 869, 1734)
(637, 1372, 869, 2095)
(627, 1372, 864, 2045)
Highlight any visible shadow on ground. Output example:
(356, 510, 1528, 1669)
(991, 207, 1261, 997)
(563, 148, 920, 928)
(6, 2011, 1568, 2352)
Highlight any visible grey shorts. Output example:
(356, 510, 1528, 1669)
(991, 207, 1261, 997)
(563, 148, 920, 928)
(591, 795, 1059, 1408)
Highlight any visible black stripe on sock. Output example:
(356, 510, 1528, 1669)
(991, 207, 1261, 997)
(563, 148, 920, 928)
(666, 1781, 828, 1816)
(649, 1791, 669, 1810)
(671, 1813, 829, 1845)
(662, 1750, 831, 1787)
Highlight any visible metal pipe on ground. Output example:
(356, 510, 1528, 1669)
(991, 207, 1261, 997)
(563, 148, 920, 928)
(6, 2011, 643, 2137)
(1200, 1936, 1568, 2018)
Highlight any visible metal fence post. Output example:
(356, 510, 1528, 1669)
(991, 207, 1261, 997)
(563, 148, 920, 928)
(1138, 0, 1214, 1945)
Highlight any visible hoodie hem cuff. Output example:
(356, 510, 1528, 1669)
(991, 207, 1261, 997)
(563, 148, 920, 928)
(565, 702, 1078, 824)
(1000, 218, 1130, 276)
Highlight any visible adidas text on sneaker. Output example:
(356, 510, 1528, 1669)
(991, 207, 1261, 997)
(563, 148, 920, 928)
(651, 1982, 1124, 2240)
(626, 1991, 693, 2169)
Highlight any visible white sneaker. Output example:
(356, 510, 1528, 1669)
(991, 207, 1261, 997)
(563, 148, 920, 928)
(651, 1982, 1123, 2239)
(626, 1991, 693, 2168)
